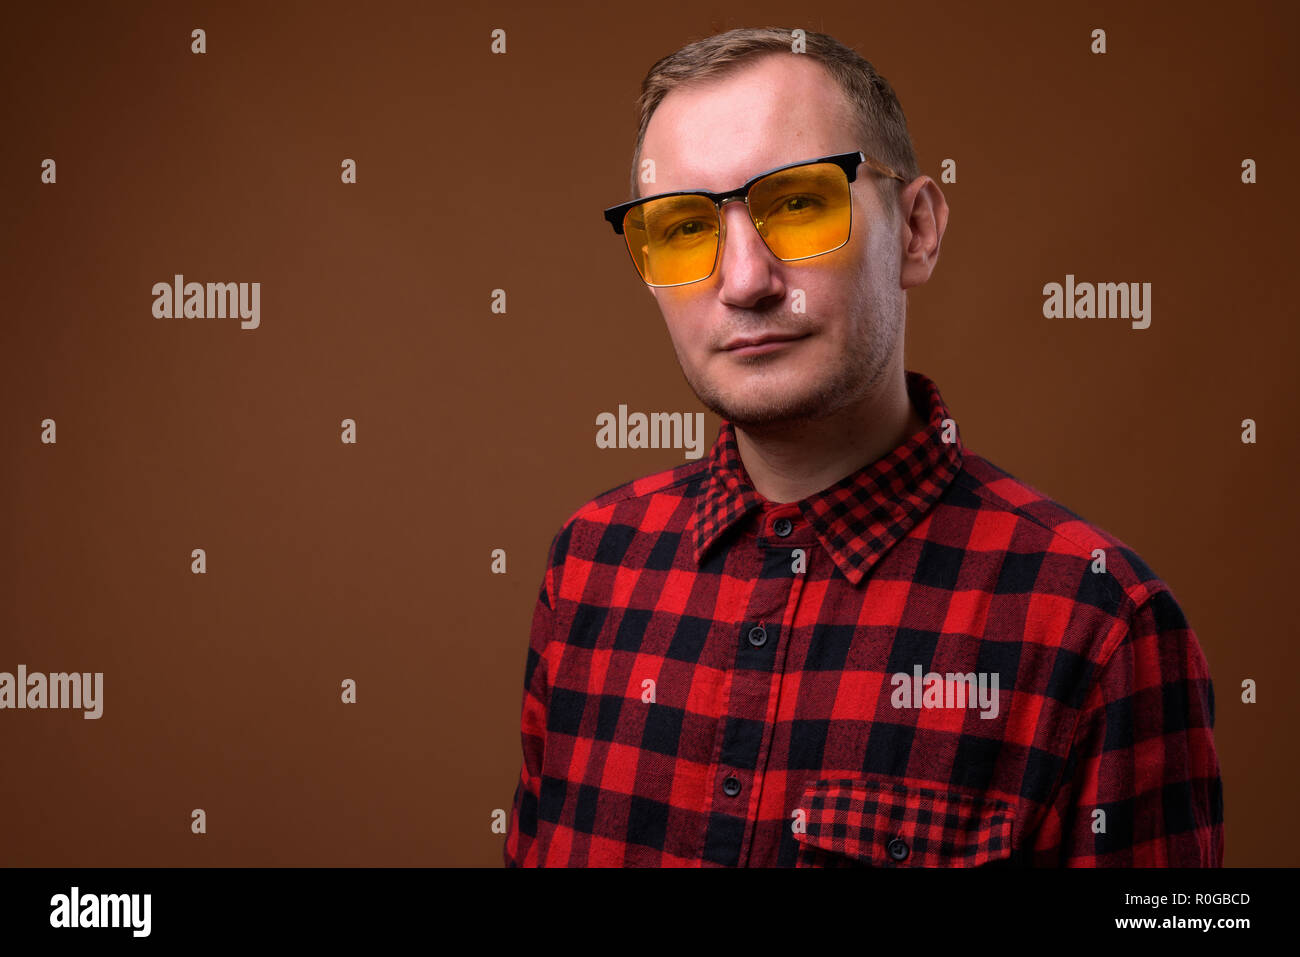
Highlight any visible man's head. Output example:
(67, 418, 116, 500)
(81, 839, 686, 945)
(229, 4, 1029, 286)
(620, 28, 947, 433)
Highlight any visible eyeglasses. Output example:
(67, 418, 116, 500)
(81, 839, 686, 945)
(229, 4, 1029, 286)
(602, 150, 906, 287)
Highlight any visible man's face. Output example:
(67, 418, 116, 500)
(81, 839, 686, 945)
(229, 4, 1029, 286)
(639, 55, 907, 429)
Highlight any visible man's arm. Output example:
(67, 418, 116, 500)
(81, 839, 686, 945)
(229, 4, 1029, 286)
(1051, 586, 1224, 866)
(503, 545, 558, 867)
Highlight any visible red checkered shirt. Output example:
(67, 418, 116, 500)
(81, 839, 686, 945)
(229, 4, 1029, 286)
(504, 370, 1224, 866)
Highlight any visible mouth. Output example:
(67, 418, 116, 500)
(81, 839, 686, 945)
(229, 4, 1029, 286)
(722, 333, 810, 356)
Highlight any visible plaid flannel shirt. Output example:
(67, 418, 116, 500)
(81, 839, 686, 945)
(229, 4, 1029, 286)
(504, 370, 1224, 866)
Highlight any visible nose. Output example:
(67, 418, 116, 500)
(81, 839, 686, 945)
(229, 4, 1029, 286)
(719, 197, 775, 264)
(715, 197, 782, 298)
(719, 196, 762, 241)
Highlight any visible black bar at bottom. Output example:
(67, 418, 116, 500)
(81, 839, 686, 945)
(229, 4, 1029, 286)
(0, 866, 1282, 943)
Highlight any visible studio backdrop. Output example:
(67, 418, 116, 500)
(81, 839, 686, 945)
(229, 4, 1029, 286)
(1, 0, 1296, 866)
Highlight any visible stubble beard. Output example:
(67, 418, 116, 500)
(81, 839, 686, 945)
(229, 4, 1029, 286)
(679, 294, 903, 432)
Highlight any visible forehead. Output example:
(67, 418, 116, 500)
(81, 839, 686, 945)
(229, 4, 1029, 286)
(640, 54, 856, 194)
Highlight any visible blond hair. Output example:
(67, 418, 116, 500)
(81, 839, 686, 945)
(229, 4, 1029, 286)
(629, 27, 920, 219)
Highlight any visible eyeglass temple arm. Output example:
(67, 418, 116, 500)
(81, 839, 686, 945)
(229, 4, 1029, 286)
(859, 153, 908, 183)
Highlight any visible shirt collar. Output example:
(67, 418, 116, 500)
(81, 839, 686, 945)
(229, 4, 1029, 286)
(692, 369, 964, 585)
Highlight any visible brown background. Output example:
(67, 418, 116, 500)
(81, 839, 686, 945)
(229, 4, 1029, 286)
(1, 0, 1296, 866)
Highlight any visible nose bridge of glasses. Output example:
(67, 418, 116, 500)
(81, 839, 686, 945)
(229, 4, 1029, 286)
(718, 192, 772, 251)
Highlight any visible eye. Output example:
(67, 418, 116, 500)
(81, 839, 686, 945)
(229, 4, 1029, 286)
(773, 194, 825, 216)
(663, 219, 713, 242)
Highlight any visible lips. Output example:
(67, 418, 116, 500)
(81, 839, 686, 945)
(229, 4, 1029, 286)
(722, 333, 808, 351)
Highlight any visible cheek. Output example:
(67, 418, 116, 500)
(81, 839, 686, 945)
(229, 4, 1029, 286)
(663, 316, 705, 363)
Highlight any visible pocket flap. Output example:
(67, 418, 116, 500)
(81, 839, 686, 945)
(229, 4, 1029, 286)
(794, 777, 1014, 867)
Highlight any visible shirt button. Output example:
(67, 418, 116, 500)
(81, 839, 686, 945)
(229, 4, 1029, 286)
(722, 776, 742, 797)
(887, 837, 910, 861)
(773, 517, 793, 537)
(747, 625, 767, 647)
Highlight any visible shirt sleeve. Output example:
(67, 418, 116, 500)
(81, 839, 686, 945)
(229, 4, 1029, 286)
(1050, 585, 1224, 866)
(503, 540, 559, 867)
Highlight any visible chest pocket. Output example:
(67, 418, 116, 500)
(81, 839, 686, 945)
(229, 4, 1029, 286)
(793, 778, 1014, 867)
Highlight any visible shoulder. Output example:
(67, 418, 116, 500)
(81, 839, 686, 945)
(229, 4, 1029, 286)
(542, 457, 711, 567)
(945, 449, 1181, 629)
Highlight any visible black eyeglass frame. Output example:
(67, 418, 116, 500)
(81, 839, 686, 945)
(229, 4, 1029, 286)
(601, 150, 907, 286)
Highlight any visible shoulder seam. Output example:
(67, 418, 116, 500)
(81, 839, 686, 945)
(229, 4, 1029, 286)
(951, 465, 1149, 612)
(564, 461, 708, 526)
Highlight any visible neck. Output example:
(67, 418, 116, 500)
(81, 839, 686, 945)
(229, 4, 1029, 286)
(732, 364, 924, 504)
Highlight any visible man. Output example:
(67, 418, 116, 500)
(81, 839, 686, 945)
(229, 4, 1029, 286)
(504, 27, 1223, 867)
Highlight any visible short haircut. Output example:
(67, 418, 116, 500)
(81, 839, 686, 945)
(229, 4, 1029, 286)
(629, 26, 921, 222)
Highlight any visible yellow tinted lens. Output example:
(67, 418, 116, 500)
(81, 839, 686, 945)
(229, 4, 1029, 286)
(748, 162, 851, 260)
(624, 194, 719, 285)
